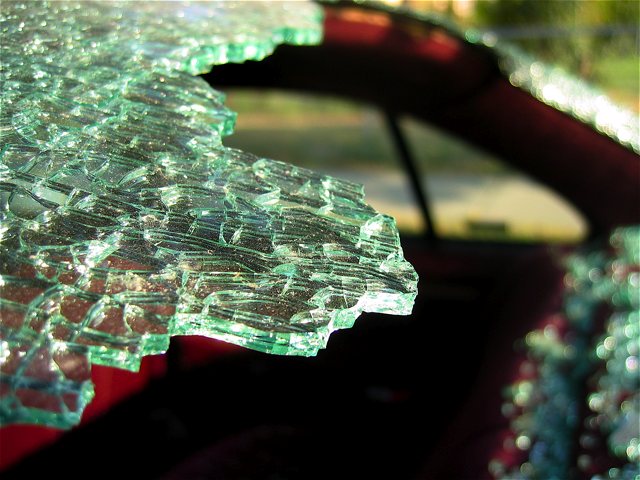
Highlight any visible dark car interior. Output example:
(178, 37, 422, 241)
(2, 3, 638, 479)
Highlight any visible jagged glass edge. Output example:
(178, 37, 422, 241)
(0, 338, 96, 429)
(0, 2, 420, 428)
(1, 2, 328, 361)
(172, 256, 417, 356)
(333, 0, 639, 153)
(182, 26, 323, 76)
(192, 26, 323, 139)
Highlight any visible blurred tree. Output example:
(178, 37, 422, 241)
(474, 0, 639, 79)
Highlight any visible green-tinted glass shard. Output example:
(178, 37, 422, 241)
(0, 1, 418, 428)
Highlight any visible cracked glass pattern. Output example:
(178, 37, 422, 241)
(0, 1, 418, 428)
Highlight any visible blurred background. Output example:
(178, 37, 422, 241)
(223, 0, 638, 242)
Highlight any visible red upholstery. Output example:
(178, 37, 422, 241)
(419, 249, 567, 478)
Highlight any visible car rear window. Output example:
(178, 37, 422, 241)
(224, 89, 588, 243)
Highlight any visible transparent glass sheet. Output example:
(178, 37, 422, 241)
(0, 1, 418, 428)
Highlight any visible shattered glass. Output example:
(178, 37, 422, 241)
(0, 1, 418, 428)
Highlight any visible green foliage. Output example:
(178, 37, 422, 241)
(475, 0, 639, 79)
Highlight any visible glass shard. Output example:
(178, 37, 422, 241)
(0, 1, 418, 428)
